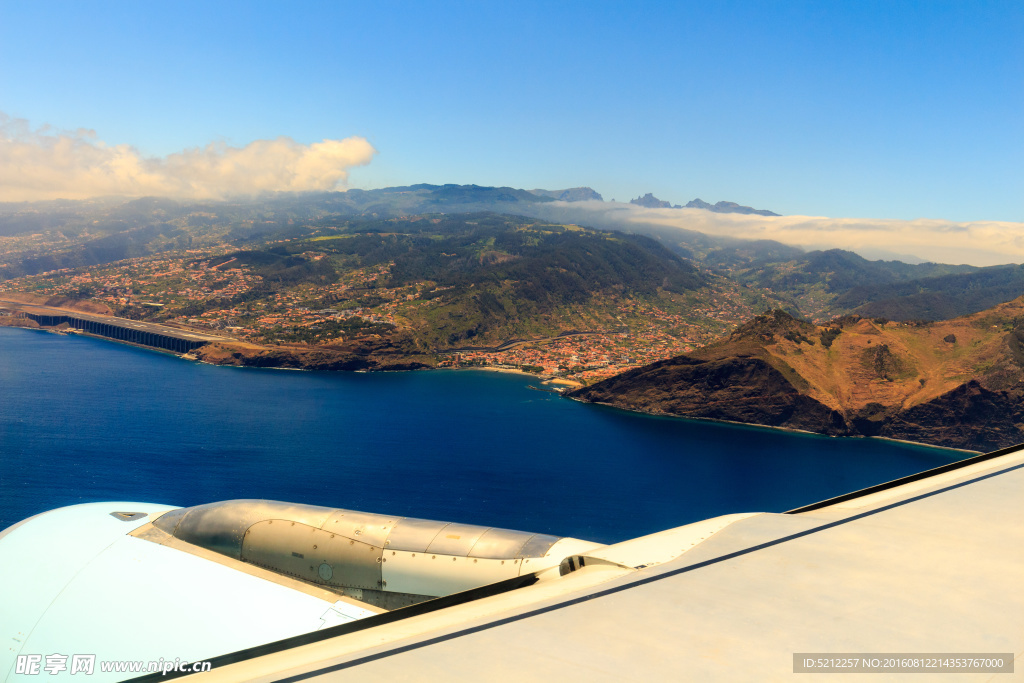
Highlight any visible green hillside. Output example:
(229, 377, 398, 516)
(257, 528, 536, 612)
(225, 213, 710, 348)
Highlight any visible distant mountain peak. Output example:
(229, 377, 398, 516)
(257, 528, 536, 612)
(529, 187, 604, 202)
(628, 193, 779, 215)
(630, 193, 674, 208)
(685, 198, 779, 216)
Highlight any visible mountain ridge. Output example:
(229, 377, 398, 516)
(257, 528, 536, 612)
(529, 187, 604, 202)
(684, 198, 780, 216)
(628, 193, 779, 216)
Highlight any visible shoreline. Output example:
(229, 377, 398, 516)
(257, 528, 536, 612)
(544, 378, 584, 388)
(459, 366, 586, 389)
(3, 316, 594, 383)
(867, 435, 980, 455)
(0, 325, 981, 455)
(464, 366, 538, 378)
(568, 397, 976, 455)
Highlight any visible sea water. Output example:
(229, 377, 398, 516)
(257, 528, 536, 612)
(0, 327, 961, 543)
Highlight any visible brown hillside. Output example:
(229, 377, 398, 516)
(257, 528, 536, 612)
(570, 298, 1024, 451)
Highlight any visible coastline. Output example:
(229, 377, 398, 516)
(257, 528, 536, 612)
(544, 378, 584, 388)
(460, 366, 586, 389)
(568, 396, 974, 455)
(3, 309, 594, 383)
(466, 366, 538, 378)
(868, 435, 979, 455)
(0, 325, 980, 455)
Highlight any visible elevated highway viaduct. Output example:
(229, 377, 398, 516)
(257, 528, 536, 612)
(2, 300, 227, 354)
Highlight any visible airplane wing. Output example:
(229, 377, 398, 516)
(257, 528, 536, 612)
(2, 444, 1021, 681)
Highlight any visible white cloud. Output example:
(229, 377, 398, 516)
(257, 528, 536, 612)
(0, 114, 376, 201)
(532, 201, 1024, 267)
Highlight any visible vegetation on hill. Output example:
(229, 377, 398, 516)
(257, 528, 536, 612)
(841, 264, 1024, 321)
(712, 248, 978, 320)
(3, 186, 1017, 327)
(225, 213, 711, 348)
(722, 247, 1024, 323)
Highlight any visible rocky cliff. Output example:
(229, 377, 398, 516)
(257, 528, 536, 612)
(570, 302, 1024, 451)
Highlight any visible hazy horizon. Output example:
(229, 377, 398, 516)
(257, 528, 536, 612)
(2, 181, 1021, 267)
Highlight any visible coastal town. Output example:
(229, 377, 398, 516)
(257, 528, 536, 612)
(0, 238, 774, 385)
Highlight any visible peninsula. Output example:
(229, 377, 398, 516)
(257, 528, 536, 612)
(569, 302, 1024, 452)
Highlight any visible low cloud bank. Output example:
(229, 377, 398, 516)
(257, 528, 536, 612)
(532, 201, 1023, 267)
(0, 114, 376, 201)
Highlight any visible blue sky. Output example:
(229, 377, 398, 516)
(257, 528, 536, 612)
(0, 0, 1021, 221)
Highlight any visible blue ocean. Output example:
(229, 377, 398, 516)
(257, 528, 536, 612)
(0, 327, 964, 543)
